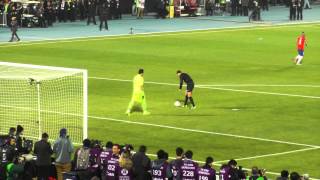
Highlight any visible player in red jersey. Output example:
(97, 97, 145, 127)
(293, 32, 307, 65)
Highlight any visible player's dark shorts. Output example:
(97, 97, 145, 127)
(298, 49, 304, 56)
(186, 83, 194, 92)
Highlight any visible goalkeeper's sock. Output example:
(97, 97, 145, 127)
(184, 95, 188, 106)
(189, 97, 195, 107)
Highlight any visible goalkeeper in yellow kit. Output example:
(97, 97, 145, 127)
(126, 69, 150, 116)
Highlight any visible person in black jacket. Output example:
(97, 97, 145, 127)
(34, 133, 53, 180)
(289, 0, 297, 20)
(15, 125, 23, 152)
(296, 0, 303, 20)
(98, 2, 109, 30)
(132, 145, 151, 180)
(87, 0, 97, 25)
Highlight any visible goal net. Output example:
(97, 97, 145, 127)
(0, 62, 88, 144)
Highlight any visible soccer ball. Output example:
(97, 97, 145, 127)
(174, 101, 181, 107)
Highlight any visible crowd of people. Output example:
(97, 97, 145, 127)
(0, 125, 312, 180)
(0, 0, 122, 28)
(1, 0, 316, 29)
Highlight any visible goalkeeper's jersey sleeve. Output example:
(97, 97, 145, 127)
(133, 74, 144, 93)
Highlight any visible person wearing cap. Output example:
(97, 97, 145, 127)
(9, 16, 20, 42)
(53, 128, 74, 180)
(126, 68, 150, 116)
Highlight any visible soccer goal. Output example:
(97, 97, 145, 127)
(0, 62, 88, 144)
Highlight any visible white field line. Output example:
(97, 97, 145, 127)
(214, 147, 320, 163)
(197, 84, 320, 88)
(1, 103, 319, 148)
(88, 115, 320, 148)
(0, 20, 319, 47)
(200, 86, 320, 99)
(90, 77, 320, 99)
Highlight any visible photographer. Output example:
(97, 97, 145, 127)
(8, 128, 16, 139)
(34, 133, 53, 180)
(15, 125, 24, 154)
(6, 153, 24, 180)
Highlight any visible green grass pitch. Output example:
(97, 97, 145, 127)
(1, 24, 320, 178)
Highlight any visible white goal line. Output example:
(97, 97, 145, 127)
(89, 77, 320, 100)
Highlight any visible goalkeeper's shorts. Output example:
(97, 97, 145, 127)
(133, 91, 145, 103)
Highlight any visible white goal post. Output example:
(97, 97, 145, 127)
(0, 62, 88, 144)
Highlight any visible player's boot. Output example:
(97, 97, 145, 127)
(191, 106, 197, 110)
(143, 111, 151, 115)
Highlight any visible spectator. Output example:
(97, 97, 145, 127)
(179, 150, 198, 179)
(277, 170, 289, 180)
(205, 0, 213, 16)
(88, 140, 102, 178)
(53, 128, 74, 180)
(98, 2, 109, 31)
(74, 138, 91, 173)
(8, 127, 16, 139)
(296, 0, 303, 20)
(258, 169, 268, 180)
(99, 141, 113, 177)
(34, 133, 53, 180)
(198, 156, 216, 180)
(169, 147, 184, 180)
(248, 166, 260, 180)
(289, 0, 297, 20)
(136, 0, 145, 19)
(303, 0, 310, 9)
(87, 0, 96, 25)
(220, 159, 239, 180)
(132, 145, 151, 180)
(242, 0, 249, 16)
(101, 144, 121, 180)
(117, 150, 134, 179)
(151, 149, 172, 179)
(15, 125, 23, 153)
(5, 152, 24, 180)
(290, 172, 301, 180)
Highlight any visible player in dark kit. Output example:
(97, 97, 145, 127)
(198, 157, 216, 180)
(176, 70, 196, 109)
